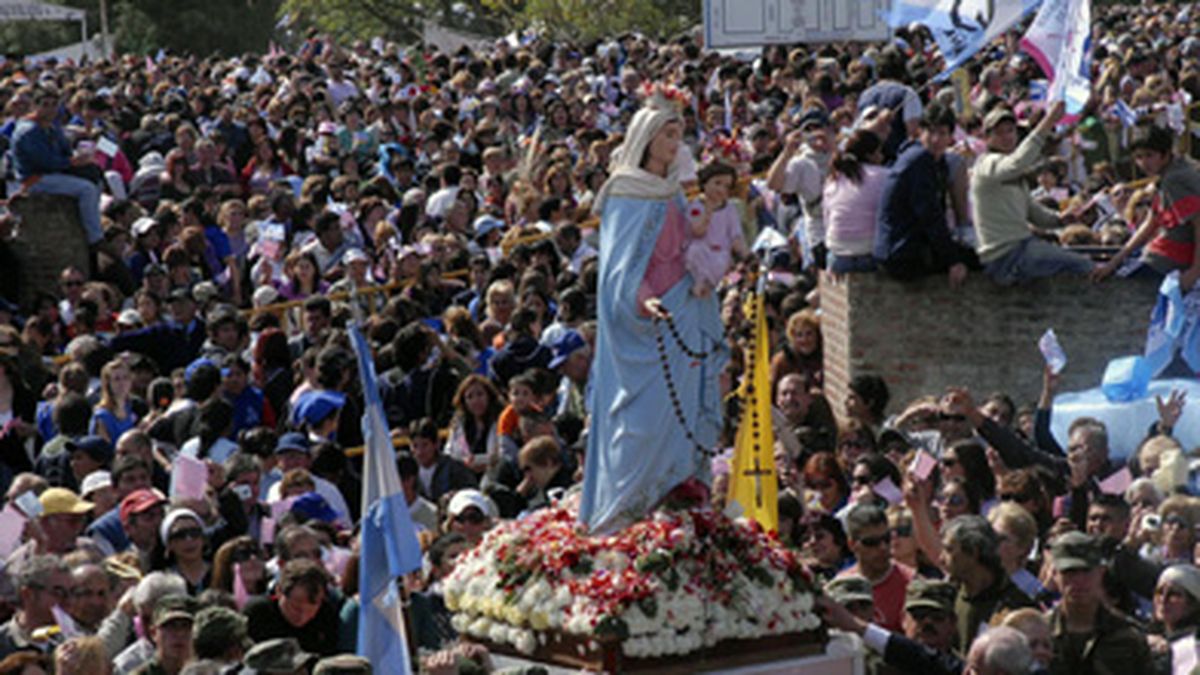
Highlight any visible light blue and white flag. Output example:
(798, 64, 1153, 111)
(1029, 79, 1049, 102)
(886, 0, 1042, 79)
(353, 323, 423, 675)
(1021, 0, 1092, 122)
(1112, 99, 1139, 128)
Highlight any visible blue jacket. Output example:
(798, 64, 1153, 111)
(875, 140, 967, 267)
(11, 119, 71, 179)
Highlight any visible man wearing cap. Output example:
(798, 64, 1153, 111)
(85, 450, 159, 556)
(238, 637, 314, 675)
(820, 576, 964, 675)
(132, 594, 198, 675)
(971, 101, 1094, 284)
(192, 606, 251, 668)
(940, 515, 1034, 655)
(312, 654, 371, 675)
(766, 108, 833, 270)
(264, 433, 350, 527)
(876, 103, 979, 286)
(291, 390, 345, 443)
(824, 576, 876, 622)
(7, 487, 107, 567)
(119, 487, 167, 572)
(1046, 531, 1149, 675)
(549, 329, 591, 422)
(328, 248, 382, 314)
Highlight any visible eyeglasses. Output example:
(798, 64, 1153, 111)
(30, 584, 69, 600)
(1165, 514, 1189, 529)
(939, 494, 967, 508)
(231, 547, 261, 563)
(168, 527, 204, 542)
(891, 525, 913, 538)
(856, 532, 892, 548)
(455, 510, 487, 525)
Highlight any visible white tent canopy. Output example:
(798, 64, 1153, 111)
(0, 0, 92, 59)
(0, 0, 85, 22)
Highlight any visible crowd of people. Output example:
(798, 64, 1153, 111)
(0, 1, 1194, 673)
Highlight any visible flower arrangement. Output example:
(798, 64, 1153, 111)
(640, 81, 692, 114)
(443, 493, 823, 661)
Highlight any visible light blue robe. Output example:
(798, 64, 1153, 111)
(578, 194, 726, 534)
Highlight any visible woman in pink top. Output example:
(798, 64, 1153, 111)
(824, 130, 889, 275)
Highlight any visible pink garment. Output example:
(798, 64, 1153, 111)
(824, 165, 888, 257)
(637, 199, 689, 311)
(684, 201, 743, 293)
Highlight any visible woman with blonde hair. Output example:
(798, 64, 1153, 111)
(769, 308, 822, 396)
(90, 359, 137, 444)
(54, 636, 109, 675)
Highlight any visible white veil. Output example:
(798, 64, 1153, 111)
(592, 89, 684, 214)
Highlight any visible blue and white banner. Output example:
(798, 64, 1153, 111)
(1112, 99, 1138, 128)
(352, 323, 423, 675)
(1021, 0, 1092, 121)
(887, 0, 1042, 79)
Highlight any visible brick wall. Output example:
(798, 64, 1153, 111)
(9, 195, 90, 308)
(821, 272, 1160, 418)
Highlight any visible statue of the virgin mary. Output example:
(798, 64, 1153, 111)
(578, 84, 727, 535)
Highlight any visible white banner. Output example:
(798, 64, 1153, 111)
(704, 0, 890, 48)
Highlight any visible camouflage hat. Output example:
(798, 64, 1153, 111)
(824, 575, 874, 605)
(239, 637, 315, 675)
(904, 578, 957, 614)
(192, 606, 249, 655)
(152, 594, 198, 628)
(1051, 531, 1105, 572)
(312, 654, 373, 675)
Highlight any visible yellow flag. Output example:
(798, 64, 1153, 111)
(727, 287, 778, 533)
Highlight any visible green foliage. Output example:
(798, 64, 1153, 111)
(0, 0, 283, 58)
(482, 0, 701, 42)
(279, 0, 501, 44)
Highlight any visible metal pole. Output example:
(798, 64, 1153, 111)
(99, 0, 110, 58)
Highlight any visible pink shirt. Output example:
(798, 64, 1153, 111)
(824, 165, 888, 257)
(637, 199, 689, 310)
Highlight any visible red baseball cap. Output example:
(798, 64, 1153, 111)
(119, 488, 166, 525)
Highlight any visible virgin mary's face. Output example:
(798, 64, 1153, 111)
(645, 121, 682, 170)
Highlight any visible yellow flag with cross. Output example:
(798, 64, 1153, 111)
(727, 282, 778, 533)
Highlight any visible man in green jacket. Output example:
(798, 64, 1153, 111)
(971, 101, 1095, 284)
(1046, 531, 1150, 675)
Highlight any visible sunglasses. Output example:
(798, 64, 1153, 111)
(939, 494, 967, 508)
(30, 584, 69, 600)
(891, 525, 913, 538)
(169, 527, 204, 542)
(1165, 514, 1189, 529)
(852, 474, 874, 486)
(1000, 492, 1033, 502)
(231, 547, 261, 563)
(455, 510, 486, 525)
(857, 532, 892, 548)
(941, 457, 959, 468)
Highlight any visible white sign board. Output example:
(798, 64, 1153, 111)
(704, 0, 891, 47)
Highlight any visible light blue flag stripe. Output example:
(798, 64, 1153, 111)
(886, 0, 1043, 80)
(353, 324, 422, 673)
